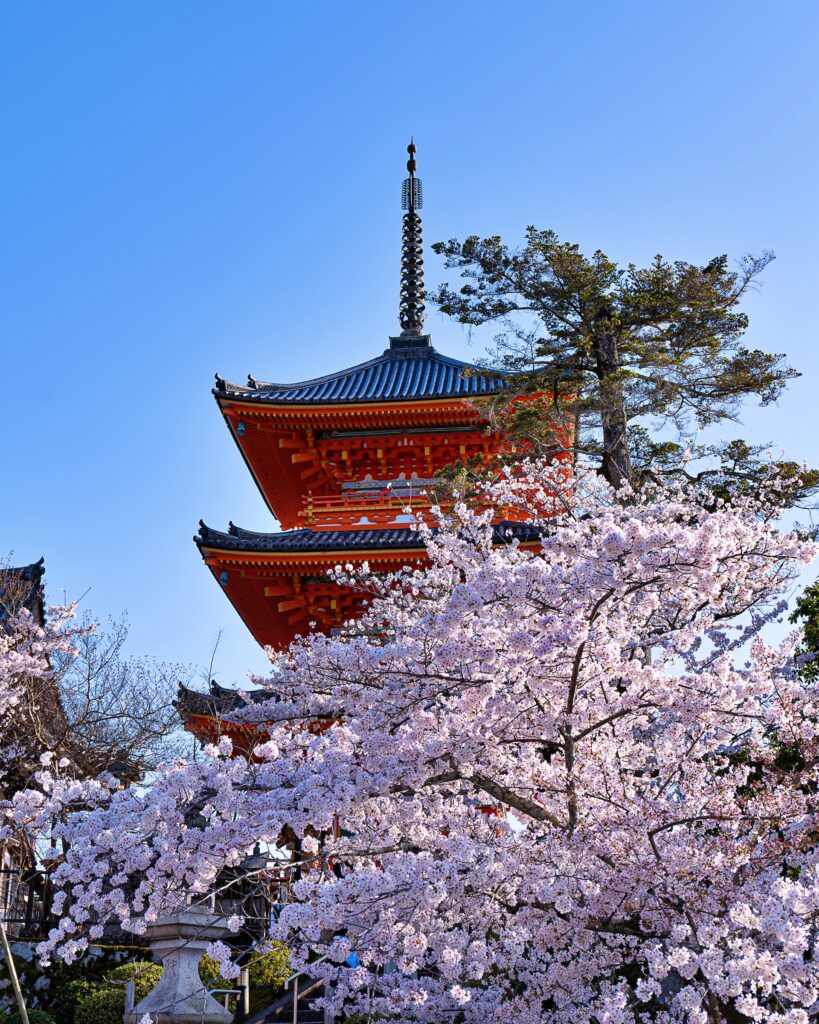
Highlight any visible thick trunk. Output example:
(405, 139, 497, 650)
(592, 326, 632, 491)
(572, 409, 583, 475)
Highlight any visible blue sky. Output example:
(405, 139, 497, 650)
(2, 2, 818, 682)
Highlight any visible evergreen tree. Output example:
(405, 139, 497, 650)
(432, 230, 811, 501)
(790, 579, 819, 681)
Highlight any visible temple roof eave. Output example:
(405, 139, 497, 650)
(213, 348, 506, 408)
(176, 680, 273, 723)
(195, 520, 543, 556)
(0, 558, 46, 625)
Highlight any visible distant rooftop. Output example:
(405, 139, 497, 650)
(176, 679, 271, 721)
(214, 339, 506, 406)
(0, 558, 45, 625)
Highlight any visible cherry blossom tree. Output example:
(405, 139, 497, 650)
(0, 621, 24, 720)
(0, 603, 86, 807)
(0, 595, 188, 807)
(0, 608, 27, 816)
(0, 601, 90, 1024)
(11, 463, 819, 1024)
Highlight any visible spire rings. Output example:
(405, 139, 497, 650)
(399, 210, 425, 333)
(398, 140, 426, 335)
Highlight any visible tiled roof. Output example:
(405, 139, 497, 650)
(0, 558, 45, 625)
(214, 337, 505, 405)
(176, 681, 271, 720)
(196, 520, 543, 553)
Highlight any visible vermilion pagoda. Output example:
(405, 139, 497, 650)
(193, 145, 559, 664)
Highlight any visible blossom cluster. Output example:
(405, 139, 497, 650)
(10, 463, 819, 1023)
(0, 603, 88, 836)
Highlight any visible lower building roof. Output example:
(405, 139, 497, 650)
(196, 520, 543, 554)
(176, 680, 271, 722)
(0, 558, 45, 625)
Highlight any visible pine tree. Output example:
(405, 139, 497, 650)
(432, 230, 810, 501)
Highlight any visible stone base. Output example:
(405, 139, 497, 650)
(123, 907, 233, 1024)
(125, 1007, 231, 1024)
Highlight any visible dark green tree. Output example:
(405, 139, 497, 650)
(790, 580, 819, 682)
(432, 229, 801, 495)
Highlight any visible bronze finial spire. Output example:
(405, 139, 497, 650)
(398, 139, 426, 337)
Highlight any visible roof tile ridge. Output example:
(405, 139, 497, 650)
(220, 352, 395, 395)
(213, 347, 501, 397)
(231, 523, 311, 540)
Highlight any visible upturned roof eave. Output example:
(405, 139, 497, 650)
(211, 348, 507, 408)
(211, 388, 500, 409)
(194, 520, 544, 556)
(211, 388, 281, 521)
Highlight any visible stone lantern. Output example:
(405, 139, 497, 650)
(123, 904, 233, 1024)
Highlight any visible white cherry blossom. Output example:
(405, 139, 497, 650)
(11, 463, 819, 1023)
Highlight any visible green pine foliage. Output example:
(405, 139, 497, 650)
(432, 229, 815, 507)
(73, 989, 124, 1024)
(66, 961, 161, 1024)
(0, 943, 150, 1024)
(0, 1011, 57, 1024)
(64, 948, 290, 1024)
(199, 944, 289, 989)
(245, 944, 290, 988)
(107, 961, 163, 1000)
(790, 580, 819, 681)
(48, 981, 97, 1024)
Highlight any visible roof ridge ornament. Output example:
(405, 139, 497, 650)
(391, 139, 431, 351)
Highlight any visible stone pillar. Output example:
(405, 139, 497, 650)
(123, 905, 233, 1024)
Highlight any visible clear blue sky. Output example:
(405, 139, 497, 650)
(2, 2, 818, 683)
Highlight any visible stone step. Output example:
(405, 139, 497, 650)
(244, 980, 325, 1024)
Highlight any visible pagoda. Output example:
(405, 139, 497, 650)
(194, 144, 556, 658)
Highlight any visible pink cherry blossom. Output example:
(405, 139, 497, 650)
(10, 461, 819, 1023)
(0, 602, 90, 838)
